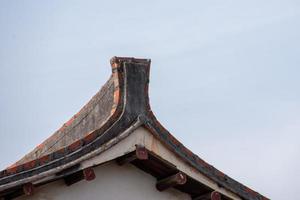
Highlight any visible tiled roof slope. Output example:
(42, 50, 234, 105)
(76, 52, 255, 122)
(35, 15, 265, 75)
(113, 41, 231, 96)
(14, 76, 115, 166)
(0, 57, 268, 200)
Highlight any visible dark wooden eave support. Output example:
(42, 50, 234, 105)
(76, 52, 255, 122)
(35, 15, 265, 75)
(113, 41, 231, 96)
(116, 145, 148, 165)
(64, 167, 95, 186)
(1, 183, 34, 200)
(193, 191, 222, 200)
(156, 172, 187, 191)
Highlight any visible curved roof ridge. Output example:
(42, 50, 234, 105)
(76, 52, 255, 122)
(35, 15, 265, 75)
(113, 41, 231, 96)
(0, 57, 268, 200)
(12, 76, 116, 167)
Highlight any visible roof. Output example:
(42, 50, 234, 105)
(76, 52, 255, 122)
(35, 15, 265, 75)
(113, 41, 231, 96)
(14, 73, 115, 166)
(0, 57, 268, 200)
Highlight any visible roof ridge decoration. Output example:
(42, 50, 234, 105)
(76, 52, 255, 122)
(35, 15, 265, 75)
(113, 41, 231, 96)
(0, 57, 268, 200)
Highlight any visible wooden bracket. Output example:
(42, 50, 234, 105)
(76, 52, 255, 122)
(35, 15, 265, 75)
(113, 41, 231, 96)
(156, 172, 187, 191)
(83, 167, 96, 181)
(116, 145, 148, 165)
(23, 183, 34, 196)
(64, 167, 95, 186)
(193, 191, 222, 200)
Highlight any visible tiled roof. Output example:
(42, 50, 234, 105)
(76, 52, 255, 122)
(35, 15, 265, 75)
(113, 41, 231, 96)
(0, 57, 268, 200)
(14, 76, 115, 166)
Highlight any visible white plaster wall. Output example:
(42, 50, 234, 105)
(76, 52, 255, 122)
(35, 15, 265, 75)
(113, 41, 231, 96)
(17, 162, 191, 200)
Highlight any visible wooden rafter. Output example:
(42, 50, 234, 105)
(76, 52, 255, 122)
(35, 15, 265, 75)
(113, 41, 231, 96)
(156, 172, 187, 191)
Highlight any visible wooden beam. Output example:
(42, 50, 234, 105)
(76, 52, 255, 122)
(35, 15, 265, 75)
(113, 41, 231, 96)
(193, 191, 222, 200)
(116, 145, 148, 165)
(64, 170, 83, 186)
(1, 183, 34, 200)
(64, 167, 95, 186)
(193, 193, 210, 200)
(2, 189, 24, 200)
(22, 183, 34, 196)
(156, 172, 187, 191)
(0, 183, 34, 200)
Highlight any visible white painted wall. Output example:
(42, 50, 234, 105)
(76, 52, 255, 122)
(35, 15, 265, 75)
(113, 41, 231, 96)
(17, 162, 191, 200)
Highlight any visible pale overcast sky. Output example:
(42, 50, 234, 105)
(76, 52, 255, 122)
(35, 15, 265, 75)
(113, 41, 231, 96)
(1, 1, 299, 199)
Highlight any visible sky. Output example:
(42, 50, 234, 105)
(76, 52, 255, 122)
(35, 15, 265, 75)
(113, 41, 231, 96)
(0, 1, 299, 199)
